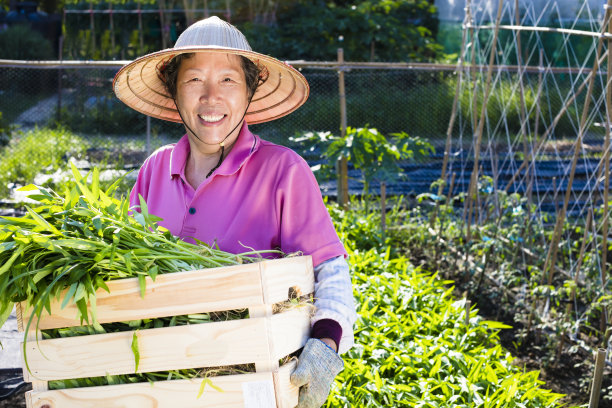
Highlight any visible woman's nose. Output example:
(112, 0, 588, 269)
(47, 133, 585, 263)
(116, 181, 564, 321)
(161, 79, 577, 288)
(199, 83, 220, 103)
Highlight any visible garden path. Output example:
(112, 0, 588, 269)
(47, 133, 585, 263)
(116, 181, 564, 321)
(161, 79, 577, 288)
(0, 309, 20, 369)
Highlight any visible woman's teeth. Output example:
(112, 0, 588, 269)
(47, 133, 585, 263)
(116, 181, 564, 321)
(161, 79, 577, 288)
(198, 114, 224, 123)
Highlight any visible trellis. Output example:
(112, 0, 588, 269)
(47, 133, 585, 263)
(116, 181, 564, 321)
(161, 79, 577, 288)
(431, 0, 611, 403)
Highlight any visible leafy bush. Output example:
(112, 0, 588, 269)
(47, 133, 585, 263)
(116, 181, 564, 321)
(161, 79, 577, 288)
(0, 25, 57, 93)
(0, 127, 86, 198)
(240, 0, 443, 62)
(0, 24, 54, 60)
(324, 200, 570, 407)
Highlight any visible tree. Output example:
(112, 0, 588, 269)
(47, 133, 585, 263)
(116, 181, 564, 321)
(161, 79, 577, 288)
(263, 0, 443, 62)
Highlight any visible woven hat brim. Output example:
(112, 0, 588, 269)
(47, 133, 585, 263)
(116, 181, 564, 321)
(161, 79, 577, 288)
(113, 46, 309, 125)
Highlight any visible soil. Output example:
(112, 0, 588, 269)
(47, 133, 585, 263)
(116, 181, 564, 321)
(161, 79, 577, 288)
(471, 291, 612, 408)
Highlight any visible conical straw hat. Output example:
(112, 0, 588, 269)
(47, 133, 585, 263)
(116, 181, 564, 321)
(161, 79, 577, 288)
(113, 16, 309, 124)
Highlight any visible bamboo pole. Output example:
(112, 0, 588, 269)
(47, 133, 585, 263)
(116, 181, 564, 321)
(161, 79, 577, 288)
(109, 3, 115, 58)
(430, 0, 472, 228)
(542, 3, 612, 285)
(435, 172, 456, 270)
(380, 182, 386, 241)
(599, 1, 612, 335)
(463, 0, 504, 242)
(182, 0, 195, 26)
(337, 48, 349, 208)
(467, 23, 612, 40)
(0, 59, 606, 73)
(588, 349, 607, 408)
(526, 50, 544, 220)
(446, 172, 456, 209)
(137, 4, 144, 54)
(514, 0, 530, 208)
(158, 0, 168, 49)
(89, 2, 96, 57)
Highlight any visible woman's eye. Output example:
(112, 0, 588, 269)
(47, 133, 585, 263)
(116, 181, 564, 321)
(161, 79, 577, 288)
(223, 77, 234, 82)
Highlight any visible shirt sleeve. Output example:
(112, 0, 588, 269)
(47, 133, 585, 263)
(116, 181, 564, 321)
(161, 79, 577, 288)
(275, 158, 347, 266)
(129, 155, 154, 211)
(311, 256, 357, 355)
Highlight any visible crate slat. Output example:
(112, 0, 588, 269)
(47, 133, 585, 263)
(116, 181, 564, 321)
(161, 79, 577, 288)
(269, 308, 311, 361)
(259, 257, 315, 304)
(26, 360, 299, 408)
(23, 308, 311, 382)
(18, 256, 314, 331)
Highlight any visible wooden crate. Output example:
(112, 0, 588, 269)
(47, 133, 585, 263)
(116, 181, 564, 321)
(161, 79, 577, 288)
(15, 256, 315, 408)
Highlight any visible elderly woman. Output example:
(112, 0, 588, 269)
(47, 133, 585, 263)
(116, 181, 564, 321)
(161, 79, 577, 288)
(114, 16, 356, 408)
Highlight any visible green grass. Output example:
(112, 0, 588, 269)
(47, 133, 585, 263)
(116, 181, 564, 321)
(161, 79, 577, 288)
(324, 199, 572, 408)
(0, 127, 87, 198)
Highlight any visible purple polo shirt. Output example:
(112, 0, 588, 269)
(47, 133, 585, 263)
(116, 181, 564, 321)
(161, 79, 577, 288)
(129, 123, 347, 267)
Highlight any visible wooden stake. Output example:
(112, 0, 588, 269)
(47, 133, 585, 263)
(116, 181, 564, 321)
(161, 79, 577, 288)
(435, 172, 456, 270)
(337, 48, 349, 208)
(465, 300, 471, 327)
(467, 23, 612, 39)
(380, 181, 386, 241)
(89, 2, 96, 57)
(109, 3, 115, 58)
(515, 0, 530, 208)
(137, 4, 144, 54)
(588, 349, 607, 408)
(431, 0, 471, 228)
(463, 0, 504, 243)
(599, 0, 612, 335)
(542, 2, 612, 286)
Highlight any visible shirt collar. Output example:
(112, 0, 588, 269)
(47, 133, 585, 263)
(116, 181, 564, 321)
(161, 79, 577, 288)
(169, 122, 260, 179)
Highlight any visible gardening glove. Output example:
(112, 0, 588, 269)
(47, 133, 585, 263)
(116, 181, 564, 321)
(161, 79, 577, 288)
(290, 338, 344, 408)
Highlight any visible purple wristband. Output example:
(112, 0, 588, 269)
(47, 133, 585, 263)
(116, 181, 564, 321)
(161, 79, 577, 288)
(311, 319, 342, 350)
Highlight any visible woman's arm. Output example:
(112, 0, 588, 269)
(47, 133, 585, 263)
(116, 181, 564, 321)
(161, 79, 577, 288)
(311, 256, 357, 355)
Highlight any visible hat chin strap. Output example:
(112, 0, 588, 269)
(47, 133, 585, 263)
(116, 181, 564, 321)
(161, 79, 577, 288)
(173, 96, 253, 178)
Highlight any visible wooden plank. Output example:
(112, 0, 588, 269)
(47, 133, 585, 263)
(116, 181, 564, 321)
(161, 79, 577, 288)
(259, 257, 314, 304)
(23, 328, 48, 395)
(26, 361, 298, 408)
(18, 256, 313, 330)
(23, 317, 270, 381)
(23, 308, 310, 382)
(277, 360, 299, 408)
(251, 259, 278, 375)
(270, 309, 311, 361)
(26, 371, 276, 408)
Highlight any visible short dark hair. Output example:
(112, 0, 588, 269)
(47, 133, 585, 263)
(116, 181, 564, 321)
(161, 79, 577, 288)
(161, 53, 261, 100)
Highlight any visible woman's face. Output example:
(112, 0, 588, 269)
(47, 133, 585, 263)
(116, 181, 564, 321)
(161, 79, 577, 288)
(176, 53, 249, 152)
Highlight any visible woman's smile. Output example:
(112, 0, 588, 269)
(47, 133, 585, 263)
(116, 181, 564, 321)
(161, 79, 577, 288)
(198, 113, 226, 124)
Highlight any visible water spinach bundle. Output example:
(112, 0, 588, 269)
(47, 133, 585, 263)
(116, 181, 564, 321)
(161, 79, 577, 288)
(0, 165, 273, 333)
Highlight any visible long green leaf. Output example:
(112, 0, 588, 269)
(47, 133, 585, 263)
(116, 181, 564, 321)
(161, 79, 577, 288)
(131, 331, 140, 372)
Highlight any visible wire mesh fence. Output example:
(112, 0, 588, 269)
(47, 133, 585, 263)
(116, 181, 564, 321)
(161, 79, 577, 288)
(0, 60, 459, 195)
(0, 59, 607, 203)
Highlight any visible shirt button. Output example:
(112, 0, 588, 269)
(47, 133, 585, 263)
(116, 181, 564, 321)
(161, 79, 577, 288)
(188, 207, 196, 215)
